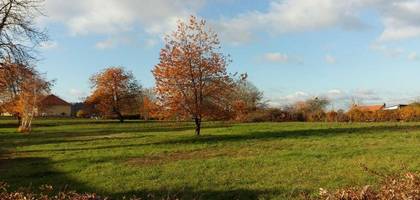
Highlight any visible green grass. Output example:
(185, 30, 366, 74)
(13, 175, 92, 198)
(0, 119, 419, 199)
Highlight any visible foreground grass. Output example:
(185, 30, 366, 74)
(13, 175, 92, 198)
(0, 119, 419, 199)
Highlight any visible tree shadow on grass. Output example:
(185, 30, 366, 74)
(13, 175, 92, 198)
(17, 123, 420, 154)
(0, 155, 310, 199)
(0, 122, 232, 148)
(153, 124, 420, 146)
(0, 156, 98, 194)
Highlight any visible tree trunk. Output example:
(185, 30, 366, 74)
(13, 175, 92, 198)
(194, 117, 201, 136)
(17, 115, 21, 126)
(117, 112, 124, 123)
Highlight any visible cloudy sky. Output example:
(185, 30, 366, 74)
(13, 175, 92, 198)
(37, 0, 420, 108)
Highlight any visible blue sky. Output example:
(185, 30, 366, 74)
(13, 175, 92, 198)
(36, 0, 420, 108)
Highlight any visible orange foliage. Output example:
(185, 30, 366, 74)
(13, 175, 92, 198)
(399, 106, 420, 121)
(0, 62, 51, 132)
(86, 67, 141, 122)
(140, 96, 162, 120)
(326, 111, 338, 122)
(152, 16, 237, 135)
(232, 100, 248, 122)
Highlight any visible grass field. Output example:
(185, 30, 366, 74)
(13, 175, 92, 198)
(0, 119, 419, 199)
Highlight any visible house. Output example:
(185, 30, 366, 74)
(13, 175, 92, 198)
(383, 104, 408, 110)
(353, 104, 386, 112)
(38, 94, 71, 117)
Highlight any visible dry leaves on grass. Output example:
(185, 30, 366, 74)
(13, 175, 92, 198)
(319, 172, 420, 200)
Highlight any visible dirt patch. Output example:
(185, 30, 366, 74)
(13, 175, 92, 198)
(127, 148, 248, 166)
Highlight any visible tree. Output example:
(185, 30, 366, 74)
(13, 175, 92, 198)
(86, 67, 142, 123)
(152, 16, 237, 135)
(231, 78, 265, 121)
(0, 61, 51, 132)
(16, 73, 50, 132)
(139, 88, 160, 120)
(0, 0, 47, 64)
(292, 97, 330, 121)
(0, 62, 33, 121)
(0, 0, 50, 132)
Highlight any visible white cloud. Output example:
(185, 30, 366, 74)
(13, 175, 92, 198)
(378, 1, 420, 41)
(370, 43, 404, 58)
(214, 0, 420, 44)
(69, 89, 87, 99)
(262, 52, 304, 64)
(327, 89, 342, 96)
(39, 41, 58, 50)
(264, 52, 289, 63)
(144, 38, 158, 47)
(325, 54, 336, 64)
(95, 36, 135, 50)
(41, 0, 420, 46)
(408, 52, 418, 61)
(95, 38, 116, 50)
(215, 0, 369, 44)
(43, 0, 205, 36)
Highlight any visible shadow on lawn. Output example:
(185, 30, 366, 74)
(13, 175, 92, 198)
(16, 123, 420, 154)
(153, 123, 420, 145)
(0, 154, 307, 199)
(0, 144, 96, 193)
(0, 122, 233, 152)
(1, 123, 416, 199)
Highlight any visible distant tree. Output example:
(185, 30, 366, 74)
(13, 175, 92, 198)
(231, 78, 266, 121)
(235, 79, 265, 110)
(326, 111, 338, 122)
(292, 97, 330, 121)
(139, 88, 159, 120)
(86, 67, 142, 123)
(152, 16, 238, 135)
(347, 106, 366, 122)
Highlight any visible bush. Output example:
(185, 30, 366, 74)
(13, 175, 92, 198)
(319, 171, 420, 200)
(76, 110, 89, 118)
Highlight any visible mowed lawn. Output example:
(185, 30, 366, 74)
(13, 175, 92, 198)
(0, 119, 419, 199)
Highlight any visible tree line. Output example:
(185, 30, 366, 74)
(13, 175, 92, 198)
(1, 1, 420, 135)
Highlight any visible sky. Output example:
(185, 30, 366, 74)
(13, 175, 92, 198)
(35, 0, 420, 109)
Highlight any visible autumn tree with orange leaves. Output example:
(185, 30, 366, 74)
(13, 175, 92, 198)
(0, 62, 51, 132)
(153, 16, 239, 135)
(86, 67, 142, 123)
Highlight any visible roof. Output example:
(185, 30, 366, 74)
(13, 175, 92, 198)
(354, 104, 385, 112)
(384, 104, 408, 110)
(41, 95, 70, 106)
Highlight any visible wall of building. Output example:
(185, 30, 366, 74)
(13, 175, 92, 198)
(40, 105, 71, 117)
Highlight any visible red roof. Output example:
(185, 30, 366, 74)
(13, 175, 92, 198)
(41, 95, 70, 106)
(354, 104, 385, 112)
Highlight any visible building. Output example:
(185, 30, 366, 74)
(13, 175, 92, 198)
(38, 94, 71, 117)
(383, 104, 408, 111)
(353, 104, 386, 112)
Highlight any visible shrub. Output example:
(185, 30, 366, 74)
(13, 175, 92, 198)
(399, 106, 420, 122)
(244, 110, 271, 122)
(76, 110, 89, 118)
